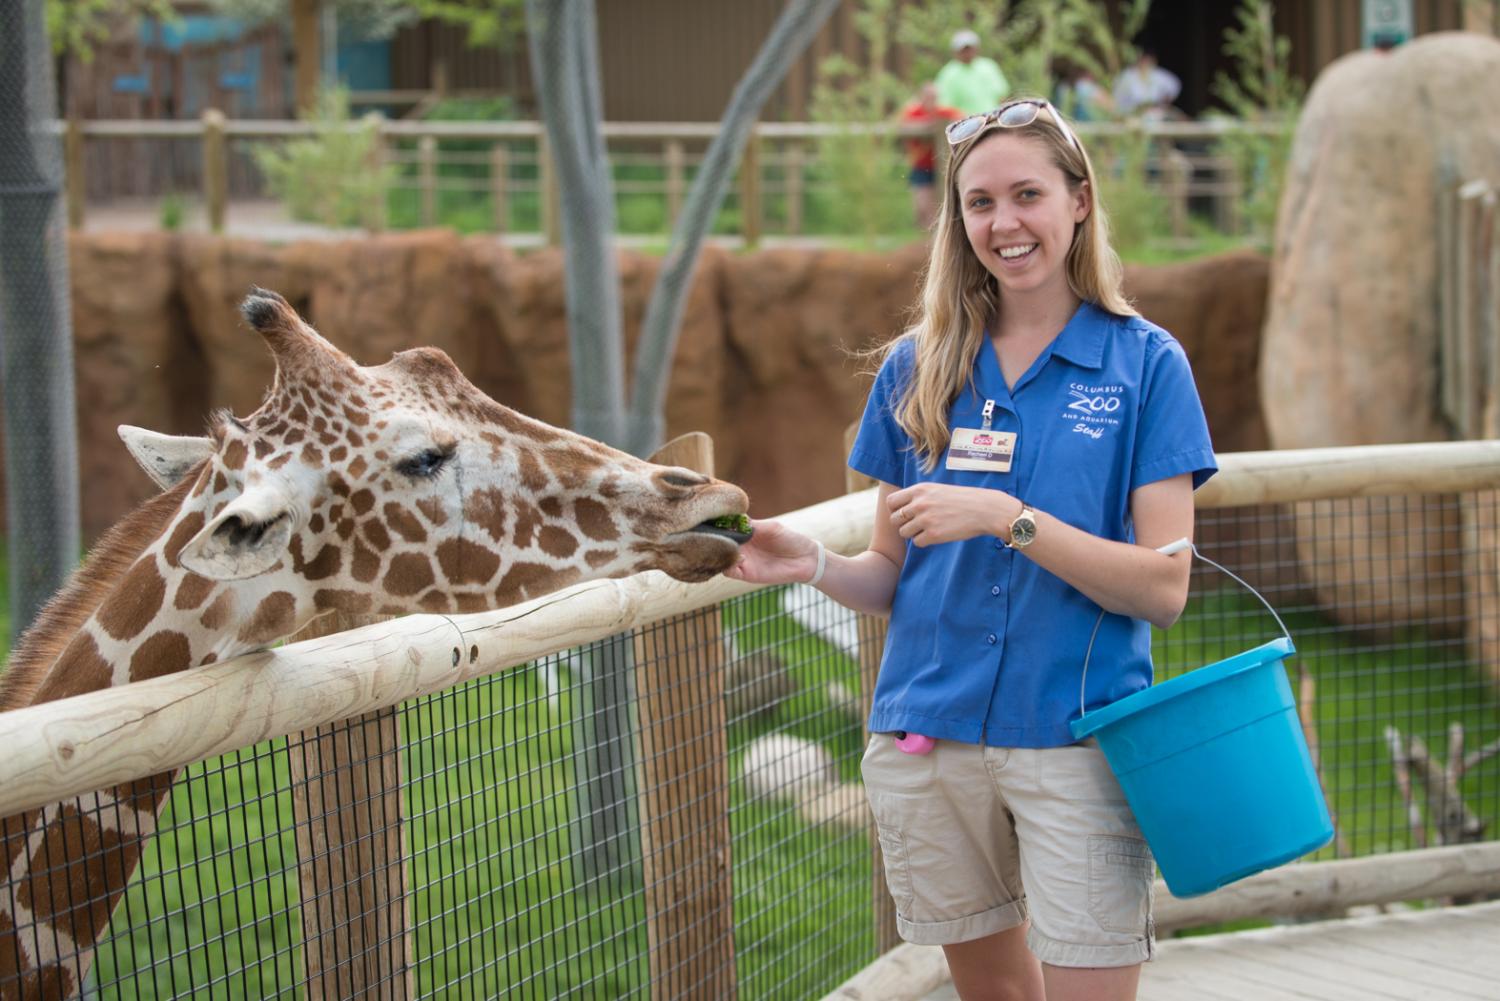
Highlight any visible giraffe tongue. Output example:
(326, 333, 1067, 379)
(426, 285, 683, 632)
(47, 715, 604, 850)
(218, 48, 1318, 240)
(692, 518, 753, 545)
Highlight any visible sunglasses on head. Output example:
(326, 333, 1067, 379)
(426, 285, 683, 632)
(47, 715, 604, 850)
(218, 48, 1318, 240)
(945, 99, 1082, 153)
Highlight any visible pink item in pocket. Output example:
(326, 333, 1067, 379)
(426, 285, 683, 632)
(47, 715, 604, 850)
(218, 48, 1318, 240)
(894, 732, 936, 755)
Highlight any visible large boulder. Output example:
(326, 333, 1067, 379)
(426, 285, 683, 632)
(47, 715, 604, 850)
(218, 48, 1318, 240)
(1261, 33, 1500, 639)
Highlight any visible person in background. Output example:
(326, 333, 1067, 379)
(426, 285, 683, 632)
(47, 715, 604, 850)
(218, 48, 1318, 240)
(936, 28, 1011, 116)
(726, 96, 1216, 1001)
(899, 82, 964, 229)
(1053, 59, 1115, 122)
(1112, 48, 1182, 119)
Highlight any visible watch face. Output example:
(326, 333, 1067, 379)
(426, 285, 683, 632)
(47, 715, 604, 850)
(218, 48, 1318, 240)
(1012, 515, 1037, 547)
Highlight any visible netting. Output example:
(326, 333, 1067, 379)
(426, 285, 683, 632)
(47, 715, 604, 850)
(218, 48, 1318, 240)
(3, 493, 1498, 998)
(0, 0, 80, 636)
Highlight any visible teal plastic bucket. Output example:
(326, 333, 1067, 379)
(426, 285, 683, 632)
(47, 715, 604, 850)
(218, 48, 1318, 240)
(1069, 548, 1334, 898)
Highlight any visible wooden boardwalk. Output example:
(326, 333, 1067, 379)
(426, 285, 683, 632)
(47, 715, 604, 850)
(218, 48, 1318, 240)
(920, 901, 1500, 1001)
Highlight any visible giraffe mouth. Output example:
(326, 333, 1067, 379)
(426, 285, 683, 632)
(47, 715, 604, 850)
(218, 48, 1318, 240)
(690, 518, 754, 545)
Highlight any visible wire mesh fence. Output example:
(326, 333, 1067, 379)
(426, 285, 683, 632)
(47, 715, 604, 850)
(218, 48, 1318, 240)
(3, 490, 1499, 999)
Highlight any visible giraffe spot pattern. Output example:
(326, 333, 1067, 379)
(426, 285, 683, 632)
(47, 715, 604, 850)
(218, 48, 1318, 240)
(418, 591, 452, 613)
(362, 519, 391, 552)
(585, 550, 617, 570)
(254, 439, 274, 459)
(300, 442, 323, 466)
(200, 590, 236, 630)
(384, 553, 435, 597)
(164, 513, 208, 567)
(96, 559, 166, 642)
(462, 488, 507, 541)
(498, 563, 580, 601)
(350, 489, 375, 515)
(574, 498, 619, 542)
(436, 538, 500, 586)
(291, 537, 342, 581)
(0, 912, 74, 997)
(539, 526, 579, 559)
(221, 439, 248, 471)
(34, 632, 113, 703)
(416, 497, 447, 525)
(454, 593, 490, 613)
(385, 502, 427, 543)
(351, 541, 381, 582)
(237, 593, 297, 646)
(129, 630, 192, 682)
(518, 450, 549, 493)
(314, 588, 373, 614)
(19, 804, 134, 938)
(269, 453, 292, 470)
(213, 471, 228, 493)
(173, 574, 214, 611)
(511, 499, 542, 549)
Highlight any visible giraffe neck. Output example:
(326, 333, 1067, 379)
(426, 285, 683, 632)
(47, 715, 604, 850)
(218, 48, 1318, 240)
(1, 475, 199, 712)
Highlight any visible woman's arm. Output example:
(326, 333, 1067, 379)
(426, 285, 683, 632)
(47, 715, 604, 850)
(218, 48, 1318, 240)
(888, 474, 1195, 628)
(723, 483, 906, 616)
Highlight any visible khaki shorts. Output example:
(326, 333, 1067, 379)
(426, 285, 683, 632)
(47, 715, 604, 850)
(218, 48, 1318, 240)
(861, 733, 1155, 967)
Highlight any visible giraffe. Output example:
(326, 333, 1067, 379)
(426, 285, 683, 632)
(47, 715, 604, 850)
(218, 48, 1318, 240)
(0, 288, 752, 999)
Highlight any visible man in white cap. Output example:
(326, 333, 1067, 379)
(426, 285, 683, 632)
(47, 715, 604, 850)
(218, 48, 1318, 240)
(935, 28, 1010, 116)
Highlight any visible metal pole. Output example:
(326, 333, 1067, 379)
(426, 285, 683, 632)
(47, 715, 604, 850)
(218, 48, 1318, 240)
(0, 0, 81, 640)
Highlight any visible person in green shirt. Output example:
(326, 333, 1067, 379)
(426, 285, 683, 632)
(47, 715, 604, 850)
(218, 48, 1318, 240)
(934, 29, 1011, 116)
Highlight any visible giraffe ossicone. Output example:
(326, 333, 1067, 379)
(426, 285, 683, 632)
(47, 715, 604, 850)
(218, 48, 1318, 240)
(0, 287, 751, 1000)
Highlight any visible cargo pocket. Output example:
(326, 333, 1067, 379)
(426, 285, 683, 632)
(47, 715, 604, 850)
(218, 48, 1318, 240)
(874, 820, 916, 915)
(1086, 834, 1153, 934)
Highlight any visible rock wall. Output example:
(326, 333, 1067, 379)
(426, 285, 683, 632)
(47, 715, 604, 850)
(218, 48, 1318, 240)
(1, 233, 1269, 542)
(1262, 32, 1500, 643)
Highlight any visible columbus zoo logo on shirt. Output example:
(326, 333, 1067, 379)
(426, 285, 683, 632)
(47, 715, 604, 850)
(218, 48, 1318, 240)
(1063, 383, 1123, 440)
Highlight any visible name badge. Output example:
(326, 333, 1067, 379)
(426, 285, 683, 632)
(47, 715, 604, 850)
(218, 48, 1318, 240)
(946, 428, 1016, 472)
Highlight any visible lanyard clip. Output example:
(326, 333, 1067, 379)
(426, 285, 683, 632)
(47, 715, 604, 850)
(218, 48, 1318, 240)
(981, 399, 995, 430)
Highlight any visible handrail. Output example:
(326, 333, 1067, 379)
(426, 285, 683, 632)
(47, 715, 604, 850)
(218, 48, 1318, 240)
(55, 116, 1289, 142)
(1, 438, 1498, 817)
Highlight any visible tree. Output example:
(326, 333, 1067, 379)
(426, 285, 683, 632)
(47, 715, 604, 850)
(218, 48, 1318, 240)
(525, 0, 843, 457)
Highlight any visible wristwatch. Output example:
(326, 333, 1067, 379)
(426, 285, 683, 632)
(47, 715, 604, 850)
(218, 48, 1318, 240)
(1007, 505, 1039, 549)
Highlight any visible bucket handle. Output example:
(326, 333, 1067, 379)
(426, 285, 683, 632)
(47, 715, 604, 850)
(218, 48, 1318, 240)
(1078, 538, 1293, 720)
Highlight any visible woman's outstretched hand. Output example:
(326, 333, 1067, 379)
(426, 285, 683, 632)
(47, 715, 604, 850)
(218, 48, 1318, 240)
(888, 482, 1021, 546)
(723, 519, 820, 585)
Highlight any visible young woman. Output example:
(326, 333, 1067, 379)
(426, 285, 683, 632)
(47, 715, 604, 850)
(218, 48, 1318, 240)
(726, 100, 1216, 1001)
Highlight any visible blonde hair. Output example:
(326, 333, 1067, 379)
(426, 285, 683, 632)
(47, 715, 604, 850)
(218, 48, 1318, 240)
(885, 101, 1135, 471)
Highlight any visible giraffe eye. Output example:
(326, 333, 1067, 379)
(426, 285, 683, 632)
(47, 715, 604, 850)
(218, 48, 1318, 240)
(395, 446, 454, 479)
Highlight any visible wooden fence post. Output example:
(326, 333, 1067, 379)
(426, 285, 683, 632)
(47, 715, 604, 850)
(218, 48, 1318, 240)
(64, 118, 85, 230)
(740, 128, 762, 248)
(201, 109, 227, 234)
(539, 132, 561, 247)
(287, 612, 412, 1000)
(844, 422, 899, 954)
(364, 113, 388, 233)
(490, 144, 509, 234)
(784, 142, 804, 237)
(634, 432, 737, 1000)
(665, 138, 685, 230)
(418, 135, 437, 228)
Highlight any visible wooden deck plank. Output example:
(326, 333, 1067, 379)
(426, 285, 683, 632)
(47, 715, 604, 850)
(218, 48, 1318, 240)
(1271, 931, 1497, 1000)
(1187, 935, 1428, 1001)
(915, 902, 1500, 1001)
(1138, 902, 1500, 1001)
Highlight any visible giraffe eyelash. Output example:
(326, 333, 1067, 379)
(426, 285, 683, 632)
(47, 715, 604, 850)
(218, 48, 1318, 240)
(395, 443, 457, 479)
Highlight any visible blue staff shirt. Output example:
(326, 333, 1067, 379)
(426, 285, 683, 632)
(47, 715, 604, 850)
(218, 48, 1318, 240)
(849, 302, 1217, 747)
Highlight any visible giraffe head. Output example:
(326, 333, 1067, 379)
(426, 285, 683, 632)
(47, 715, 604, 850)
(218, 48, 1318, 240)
(126, 288, 750, 626)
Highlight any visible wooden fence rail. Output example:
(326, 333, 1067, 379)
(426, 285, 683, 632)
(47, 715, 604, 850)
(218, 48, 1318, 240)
(57, 115, 1283, 246)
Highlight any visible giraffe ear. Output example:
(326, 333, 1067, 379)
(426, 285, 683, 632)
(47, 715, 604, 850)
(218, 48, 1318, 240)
(118, 425, 214, 490)
(178, 483, 295, 580)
